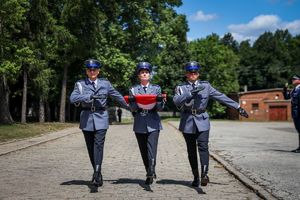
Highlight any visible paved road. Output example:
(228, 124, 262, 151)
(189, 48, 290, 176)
(0, 123, 259, 199)
(170, 121, 300, 200)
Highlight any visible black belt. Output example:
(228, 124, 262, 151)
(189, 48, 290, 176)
(82, 107, 106, 112)
(137, 108, 156, 114)
(183, 109, 206, 115)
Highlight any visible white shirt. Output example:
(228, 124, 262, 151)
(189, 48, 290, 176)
(89, 79, 97, 88)
(188, 80, 199, 87)
(141, 83, 150, 92)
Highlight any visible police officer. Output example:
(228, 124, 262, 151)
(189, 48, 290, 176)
(283, 74, 300, 153)
(173, 61, 248, 187)
(128, 62, 165, 185)
(117, 107, 122, 122)
(70, 59, 129, 187)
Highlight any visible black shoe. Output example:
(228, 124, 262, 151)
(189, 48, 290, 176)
(201, 175, 209, 186)
(291, 148, 300, 153)
(192, 176, 200, 187)
(145, 177, 153, 185)
(191, 168, 200, 187)
(92, 172, 103, 187)
(147, 159, 156, 175)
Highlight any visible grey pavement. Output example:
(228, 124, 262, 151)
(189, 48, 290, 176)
(0, 127, 79, 156)
(170, 121, 300, 200)
(0, 123, 259, 200)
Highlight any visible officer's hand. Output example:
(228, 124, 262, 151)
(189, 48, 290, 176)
(283, 83, 288, 92)
(131, 111, 136, 117)
(90, 94, 101, 100)
(128, 95, 136, 103)
(238, 107, 249, 118)
(156, 94, 163, 102)
(191, 85, 205, 96)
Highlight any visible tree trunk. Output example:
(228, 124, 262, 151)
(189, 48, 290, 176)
(46, 101, 51, 122)
(0, 75, 13, 124)
(39, 97, 45, 123)
(21, 69, 28, 123)
(59, 65, 68, 122)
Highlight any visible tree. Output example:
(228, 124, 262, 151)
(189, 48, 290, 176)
(221, 32, 239, 53)
(0, 0, 29, 124)
(288, 34, 300, 76)
(238, 30, 293, 90)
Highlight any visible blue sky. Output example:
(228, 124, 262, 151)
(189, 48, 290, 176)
(176, 0, 300, 42)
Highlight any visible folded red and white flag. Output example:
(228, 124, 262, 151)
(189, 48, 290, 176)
(124, 94, 166, 110)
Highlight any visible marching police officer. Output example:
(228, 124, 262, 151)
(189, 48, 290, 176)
(283, 74, 300, 153)
(173, 61, 248, 187)
(70, 59, 129, 187)
(128, 62, 165, 185)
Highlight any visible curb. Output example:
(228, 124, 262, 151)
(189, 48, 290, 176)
(167, 121, 278, 200)
(0, 127, 80, 156)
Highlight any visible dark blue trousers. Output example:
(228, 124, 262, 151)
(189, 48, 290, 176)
(83, 129, 107, 170)
(183, 130, 210, 170)
(135, 131, 160, 170)
(293, 117, 300, 134)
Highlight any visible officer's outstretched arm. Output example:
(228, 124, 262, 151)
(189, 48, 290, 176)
(107, 82, 130, 110)
(208, 83, 239, 109)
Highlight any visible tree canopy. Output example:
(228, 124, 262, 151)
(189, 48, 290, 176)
(1, 1, 300, 124)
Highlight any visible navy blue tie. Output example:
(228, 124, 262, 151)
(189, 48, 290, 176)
(91, 82, 96, 89)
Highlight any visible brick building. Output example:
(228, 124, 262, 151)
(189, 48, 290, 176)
(235, 88, 291, 121)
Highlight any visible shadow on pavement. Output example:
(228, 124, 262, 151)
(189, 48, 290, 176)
(268, 149, 294, 153)
(111, 178, 153, 192)
(60, 180, 99, 193)
(156, 179, 206, 194)
(268, 127, 296, 133)
(208, 181, 228, 185)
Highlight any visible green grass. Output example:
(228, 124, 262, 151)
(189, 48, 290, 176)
(0, 122, 77, 142)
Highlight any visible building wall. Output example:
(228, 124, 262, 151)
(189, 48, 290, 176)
(239, 90, 291, 121)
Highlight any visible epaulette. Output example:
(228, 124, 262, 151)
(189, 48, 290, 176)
(178, 82, 187, 86)
(199, 81, 209, 84)
(151, 84, 160, 87)
(83, 79, 89, 85)
(98, 77, 108, 81)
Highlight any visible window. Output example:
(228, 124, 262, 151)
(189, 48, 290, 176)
(252, 103, 259, 110)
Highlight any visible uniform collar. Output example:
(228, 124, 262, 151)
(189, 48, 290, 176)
(188, 80, 199, 86)
(88, 78, 97, 88)
(88, 78, 97, 84)
(139, 83, 150, 94)
(140, 83, 150, 88)
(296, 84, 300, 90)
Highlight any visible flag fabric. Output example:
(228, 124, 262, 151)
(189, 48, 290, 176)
(124, 94, 166, 110)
